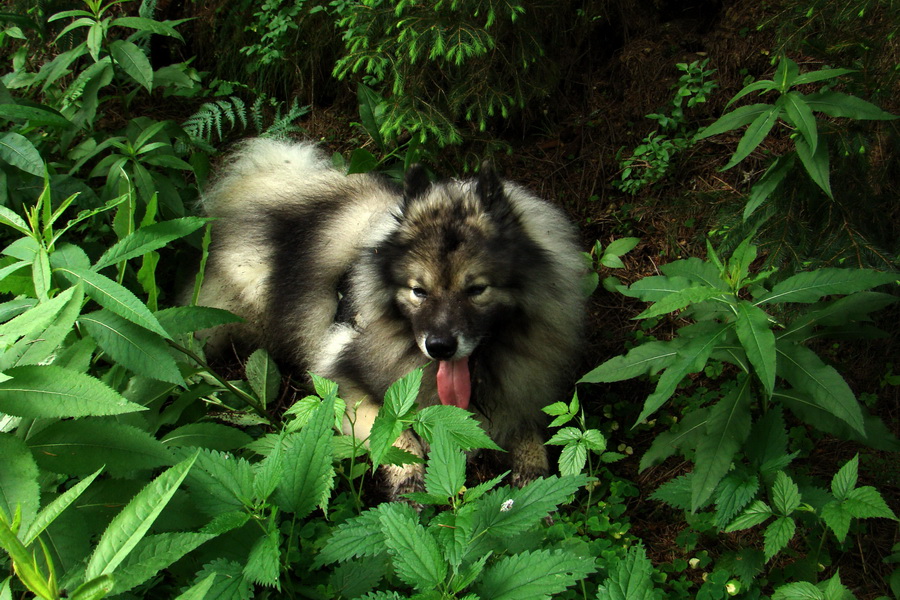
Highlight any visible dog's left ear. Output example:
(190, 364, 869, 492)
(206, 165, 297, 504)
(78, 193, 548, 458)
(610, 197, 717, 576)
(403, 164, 431, 208)
(476, 160, 513, 221)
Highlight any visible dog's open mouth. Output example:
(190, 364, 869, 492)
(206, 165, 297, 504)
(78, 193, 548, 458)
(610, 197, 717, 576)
(436, 357, 471, 410)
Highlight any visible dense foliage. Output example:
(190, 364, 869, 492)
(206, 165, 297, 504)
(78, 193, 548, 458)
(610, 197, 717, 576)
(0, 1, 897, 599)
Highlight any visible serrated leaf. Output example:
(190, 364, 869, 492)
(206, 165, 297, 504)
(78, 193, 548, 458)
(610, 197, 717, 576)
(0, 434, 39, 534)
(27, 420, 172, 476)
(477, 549, 595, 600)
(243, 529, 280, 588)
(22, 468, 101, 544)
(756, 268, 897, 305)
(772, 471, 801, 515)
(793, 133, 832, 198)
(843, 486, 897, 520)
(56, 265, 170, 338)
(820, 500, 852, 543)
(745, 408, 790, 472)
(379, 503, 446, 590)
(273, 397, 335, 517)
(595, 544, 655, 600)
(776, 342, 865, 436)
(661, 257, 729, 290)
(650, 473, 693, 510)
(414, 404, 501, 450)
(70, 575, 114, 600)
(830, 454, 858, 500)
(85, 452, 198, 579)
(423, 425, 465, 500)
(0, 103, 71, 127)
(763, 516, 796, 561)
(744, 153, 794, 220)
(0, 365, 146, 418)
(619, 275, 694, 301)
(317, 505, 397, 565)
(112, 16, 185, 40)
(0, 131, 43, 176)
(111, 532, 216, 595)
(185, 449, 254, 512)
(109, 39, 153, 91)
(692, 377, 752, 511)
(330, 555, 390, 600)
(3, 284, 83, 370)
(726, 499, 774, 532)
(383, 368, 422, 417)
(80, 309, 184, 385)
(558, 442, 588, 477)
(93, 217, 210, 271)
(473, 475, 588, 538)
(734, 301, 776, 397)
(771, 581, 824, 600)
(579, 340, 681, 384)
(639, 407, 709, 471)
(190, 559, 252, 600)
(714, 472, 760, 528)
(160, 423, 252, 451)
(778, 292, 897, 342)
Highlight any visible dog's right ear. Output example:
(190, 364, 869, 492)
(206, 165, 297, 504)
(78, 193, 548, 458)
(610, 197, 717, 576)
(402, 164, 431, 209)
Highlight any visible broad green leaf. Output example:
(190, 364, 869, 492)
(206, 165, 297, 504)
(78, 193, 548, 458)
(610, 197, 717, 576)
(22, 468, 101, 545)
(245, 349, 281, 407)
(413, 404, 501, 450)
(776, 342, 865, 436)
(357, 83, 386, 151)
(93, 217, 210, 271)
(804, 90, 897, 120)
(830, 454, 858, 500)
(31, 246, 50, 301)
(595, 544, 654, 600)
(726, 499, 774, 532)
(695, 103, 772, 140)
(756, 268, 897, 304)
(635, 325, 729, 425)
(772, 581, 825, 600)
(0, 204, 31, 236)
(423, 425, 465, 500)
(603, 236, 640, 256)
(112, 16, 185, 41)
(70, 575, 114, 600)
(721, 105, 781, 171)
(317, 504, 397, 565)
(0, 435, 39, 534)
(734, 300, 776, 397)
(744, 153, 794, 220)
(379, 503, 446, 591)
(781, 91, 818, 154)
(844, 486, 897, 520)
(473, 475, 589, 538)
(0, 103, 71, 128)
(650, 473, 693, 510)
(778, 291, 897, 342)
(660, 257, 729, 290)
(0, 365, 145, 418)
(347, 148, 378, 175)
(27, 420, 172, 476)
(639, 407, 709, 471)
(173, 574, 216, 600)
(579, 340, 681, 383)
(56, 265, 171, 338)
(0, 285, 76, 349)
(155, 305, 242, 336)
(85, 452, 198, 579)
(110, 40, 153, 91)
(793, 134, 832, 198)
(273, 397, 335, 518)
(0, 132, 43, 176)
(367, 412, 405, 469)
(110, 532, 215, 595)
(558, 441, 588, 477)
(771, 471, 801, 516)
(634, 285, 725, 320)
(383, 368, 422, 418)
(243, 529, 280, 588)
(184, 449, 254, 512)
(0, 515, 56, 599)
(714, 472, 760, 529)
(189, 559, 252, 600)
(5, 284, 83, 370)
(820, 500, 853, 543)
(774, 56, 800, 92)
(692, 377, 752, 511)
(619, 275, 693, 301)
(745, 408, 790, 471)
(161, 423, 252, 451)
(764, 516, 796, 561)
(793, 68, 855, 86)
(79, 309, 184, 385)
(477, 549, 595, 600)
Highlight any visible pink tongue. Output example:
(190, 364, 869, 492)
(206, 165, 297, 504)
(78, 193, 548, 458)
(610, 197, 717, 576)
(437, 358, 471, 410)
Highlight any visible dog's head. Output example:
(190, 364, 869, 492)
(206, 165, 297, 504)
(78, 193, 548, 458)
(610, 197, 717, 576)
(376, 163, 539, 408)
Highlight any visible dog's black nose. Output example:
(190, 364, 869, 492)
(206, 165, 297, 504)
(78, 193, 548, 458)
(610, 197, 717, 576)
(425, 335, 458, 360)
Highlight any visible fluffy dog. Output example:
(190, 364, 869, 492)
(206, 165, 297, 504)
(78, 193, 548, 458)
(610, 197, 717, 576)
(196, 138, 585, 498)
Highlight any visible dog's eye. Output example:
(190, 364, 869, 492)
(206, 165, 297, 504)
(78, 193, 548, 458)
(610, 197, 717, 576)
(411, 286, 428, 299)
(466, 285, 487, 297)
